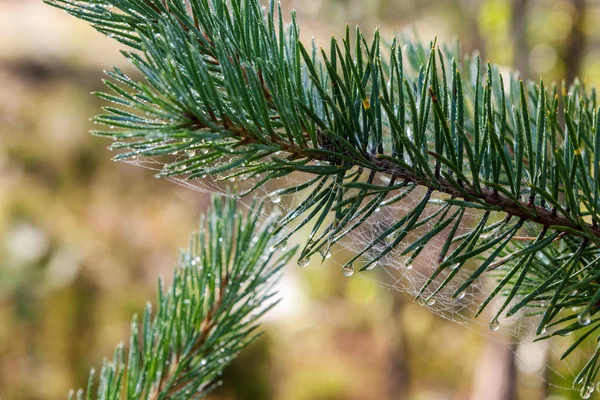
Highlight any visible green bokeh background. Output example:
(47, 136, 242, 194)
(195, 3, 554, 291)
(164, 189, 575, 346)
(1, 0, 599, 399)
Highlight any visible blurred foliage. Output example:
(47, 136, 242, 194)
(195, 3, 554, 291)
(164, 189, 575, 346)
(2, 0, 600, 399)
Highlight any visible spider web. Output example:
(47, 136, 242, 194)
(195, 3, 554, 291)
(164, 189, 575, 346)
(121, 155, 589, 396)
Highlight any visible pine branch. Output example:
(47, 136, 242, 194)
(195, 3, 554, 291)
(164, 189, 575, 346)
(46, 0, 600, 244)
(47, 0, 600, 393)
(67, 196, 295, 399)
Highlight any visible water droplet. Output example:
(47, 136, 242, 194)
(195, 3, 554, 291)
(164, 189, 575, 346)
(270, 240, 287, 252)
(319, 249, 332, 259)
(186, 150, 197, 157)
(341, 264, 354, 277)
(297, 257, 310, 267)
(580, 385, 594, 399)
(450, 263, 460, 270)
(456, 291, 466, 300)
(571, 289, 579, 296)
(363, 261, 378, 271)
(269, 192, 282, 204)
(578, 312, 592, 326)
(539, 326, 547, 335)
(489, 319, 500, 331)
(404, 262, 413, 270)
(426, 298, 436, 306)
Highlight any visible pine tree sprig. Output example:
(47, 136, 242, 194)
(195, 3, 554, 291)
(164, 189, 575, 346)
(67, 196, 295, 399)
(47, 0, 600, 393)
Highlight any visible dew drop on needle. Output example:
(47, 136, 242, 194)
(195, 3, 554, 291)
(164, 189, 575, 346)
(341, 264, 354, 277)
(297, 257, 309, 268)
(270, 240, 287, 252)
(578, 312, 591, 326)
(489, 320, 500, 331)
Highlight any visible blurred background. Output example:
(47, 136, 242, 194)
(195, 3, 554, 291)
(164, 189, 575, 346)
(1, 0, 600, 399)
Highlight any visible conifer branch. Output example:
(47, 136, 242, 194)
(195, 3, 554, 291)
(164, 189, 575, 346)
(47, 0, 600, 394)
(67, 197, 295, 399)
